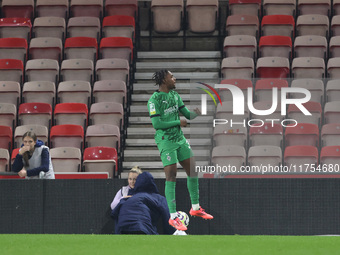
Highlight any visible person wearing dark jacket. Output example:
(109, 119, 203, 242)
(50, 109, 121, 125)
(12, 131, 55, 179)
(111, 172, 175, 235)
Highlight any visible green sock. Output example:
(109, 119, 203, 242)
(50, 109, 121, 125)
(165, 181, 176, 213)
(187, 176, 199, 205)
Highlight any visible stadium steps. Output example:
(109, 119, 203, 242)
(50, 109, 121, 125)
(123, 51, 220, 177)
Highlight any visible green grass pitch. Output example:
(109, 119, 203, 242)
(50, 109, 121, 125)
(1, 235, 339, 255)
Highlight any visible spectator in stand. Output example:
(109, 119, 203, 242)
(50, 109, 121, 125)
(111, 171, 175, 235)
(110, 166, 142, 210)
(12, 131, 55, 179)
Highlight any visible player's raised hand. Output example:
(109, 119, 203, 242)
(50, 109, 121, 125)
(193, 108, 201, 116)
(180, 119, 187, 127)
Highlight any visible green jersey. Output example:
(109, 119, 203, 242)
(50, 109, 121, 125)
(148, 90, 185, 143)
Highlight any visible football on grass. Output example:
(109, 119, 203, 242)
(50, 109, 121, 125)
(177, 211, 189, 227)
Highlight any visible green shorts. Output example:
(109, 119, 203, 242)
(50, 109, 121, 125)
(157, 137, 194, 167)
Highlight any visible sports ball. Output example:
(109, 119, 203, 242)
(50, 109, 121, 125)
(177, 211, 189, 227)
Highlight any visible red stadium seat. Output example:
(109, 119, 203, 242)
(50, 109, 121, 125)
(64, 37, 98, 63)
(256, 57, 290, 78)
(284, 145, 318, 172)
(100, 37, 133, 64)
(50, 124, 84, 150)
(259, 35, 292, 59)
(0, 18, 32, 40)
(285, 123, 319, 148)
(18, 102, 52, 129)
(102, 15, 135, 42)
(261, 15, 295, 38)
(320, 146, 340, 168)
(54, 103, 88, 129)
(83, 146, 118, 178)
(0, 59, 24, 84)
(0, 38, 28, 63)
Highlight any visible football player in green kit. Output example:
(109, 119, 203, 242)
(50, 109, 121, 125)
(147, 69, 213, 231)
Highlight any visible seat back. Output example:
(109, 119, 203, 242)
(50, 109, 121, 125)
(321, 123, 340, 147)
(67, 16, 101, 39)
(25, 59, 59, 84)
(60, 59, 94, 83)
(296, 14, 329, 37)
(0, 103, 16, 129)
(186, 0, 219, 33)
(18, 102, 52, 129)
(249, 123, 283, 147)
(50, 147, 81, 172)
(33, 16, 66, 41)
(22, 81, 56, 106)
(221, 57, 254, 79)
(93, 80, 126, 104)
(291, 57, 325, 79)
(36, 0, 69, 18)
(83, 146, 117, 178)
(50, 124, 84, 150)
(223, 35, 257, 59)
(226, 14, 259, 38)
(57, 81, 91, 106)
(0, 81, 20, 107)
(70, 0, 103, 18)
(151, 0, 184, 33)
(285, 123, 319, 147)
(86, 124, 120, 149)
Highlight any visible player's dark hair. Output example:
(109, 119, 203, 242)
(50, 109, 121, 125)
(152, 69, 169, 86)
